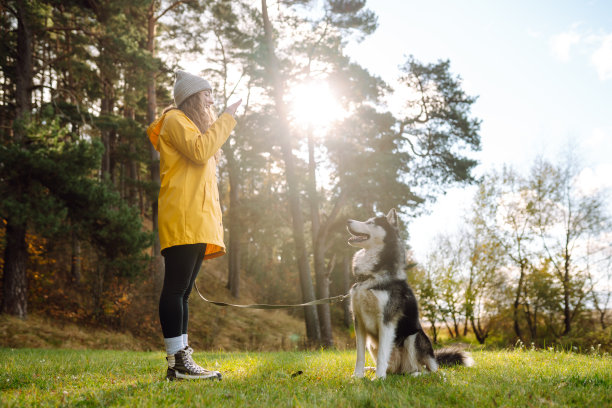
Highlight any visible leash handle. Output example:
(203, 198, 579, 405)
(194, 282, 349, 309)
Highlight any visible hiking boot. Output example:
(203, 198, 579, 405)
(183, 347, 222, 379)
(166, 347, 222, 381)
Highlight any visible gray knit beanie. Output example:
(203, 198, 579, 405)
(173, 70, 212, 107)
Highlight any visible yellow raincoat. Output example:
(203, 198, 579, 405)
(147, 109, 236, 259)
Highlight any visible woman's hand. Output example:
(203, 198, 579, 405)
(224, 99, 242, 117)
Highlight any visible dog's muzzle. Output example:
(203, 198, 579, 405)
(347, 221, 370, 243)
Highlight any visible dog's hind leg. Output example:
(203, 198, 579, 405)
(400, 334, 420, 374)
(375, 324, 395, 379)
(353, 319, 367, 378)
(416, 330, 437, 373)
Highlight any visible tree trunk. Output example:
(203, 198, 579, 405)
(513, 261, 525, 342)
(592, 291, 609, 330)
(442, 319, 455, 338)
(463, 271, 473, 336)
(430, 320, 438, 344)
(14, 1, 32, 124)
(100, 92, 110, 177)
(100, 92, 115, 180)
(226, 147, 241, 298)
(125, 107, 138, 206)
(261, 0, 320, 343)
(452, 315, 460, 338)
(71, 232, 82, 284)
(282, 141, 321, 343)
(562, 250, 571, 335)
(308, 131, 333, 347)
(93, 263, 106, 318)
(1, 0, 34, 319)
(313, 242, 333, 347)
(146, 5, 164, 293)
(470, 315, 488, 344)
(2, 222, 28, 318)
(343, 253, 352, 328)
(524, 302, 536, 340)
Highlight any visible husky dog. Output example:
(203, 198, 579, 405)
(348, 209, 474, 379)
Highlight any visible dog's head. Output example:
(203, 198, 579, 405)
(347, 209, 399, 249)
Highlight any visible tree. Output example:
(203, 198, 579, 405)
(426, 233, 466, 338)
(200, 0, 260, 299)
(1, 0, 153, 319)
(1, 0, 38, 317)
(408, 263, 441, 343)
(521, 259, 560, 339)
(464, 153, 611, 342)
(255, 0, 483, 346)
(397, 56, 481, 192)
(1, 0, 486, 345)
(463, 226, 507, 344)
(529, 154, 610, 335)
(0, 117, 152, 317)
(586, 242, 611, 330)
(260, 0, 321, 343)
(464, 181, 515, 344)
(479, 168, 539, 341)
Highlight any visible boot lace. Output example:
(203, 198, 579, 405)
(182, 347, 208, 374)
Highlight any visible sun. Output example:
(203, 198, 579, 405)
(289, 80, 343, 128)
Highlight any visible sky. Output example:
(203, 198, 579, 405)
(344, 0, 612, 262)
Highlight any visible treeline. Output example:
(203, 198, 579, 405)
(0, 0, 481, 346)
(410, 154, 612, 349)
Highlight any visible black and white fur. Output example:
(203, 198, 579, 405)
(348, 209, 474, 379)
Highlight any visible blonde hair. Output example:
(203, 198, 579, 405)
(163, 91, 221, 162)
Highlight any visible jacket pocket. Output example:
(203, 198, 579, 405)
(202, 181, 221, 217)
(210, 182, 222, 220)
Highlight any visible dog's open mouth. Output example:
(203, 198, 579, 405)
(347, 226, 370, 243)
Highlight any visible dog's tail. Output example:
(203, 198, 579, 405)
(434, 346, 474, 367)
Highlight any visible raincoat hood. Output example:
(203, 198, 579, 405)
(147, 112, 168, 152)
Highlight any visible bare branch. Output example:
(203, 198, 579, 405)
(239, 78, 252, 120)
(5, 4, 18, 18)
(155, 0, 195, 23)
(305, 17, 330, 76)
(227, 71, 246, 103)
(318, 188, 348, 242)
(325, 254, 336, 281)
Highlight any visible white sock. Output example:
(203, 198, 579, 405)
(164, 336, 184, 356)
(182, 334, 188, 348)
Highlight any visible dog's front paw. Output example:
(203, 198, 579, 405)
(352, 370, 365, 378)
(375, 367, 388, 379)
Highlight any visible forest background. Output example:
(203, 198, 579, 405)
(0, 0, 610, 352)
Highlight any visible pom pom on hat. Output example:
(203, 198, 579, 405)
(173, 70, 212, 107)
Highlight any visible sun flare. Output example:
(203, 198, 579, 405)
(289, 80, 343, 127)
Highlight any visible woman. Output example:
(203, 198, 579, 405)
(147, 70, 241, 380)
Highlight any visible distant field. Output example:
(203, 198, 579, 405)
(1, 348, 610, 407)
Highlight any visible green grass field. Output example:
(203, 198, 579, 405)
(1, 347, 610, 407)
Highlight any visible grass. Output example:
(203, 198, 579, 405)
(1, 348, 610, 407)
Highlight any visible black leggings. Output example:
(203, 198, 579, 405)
(159, 243, 206, 338)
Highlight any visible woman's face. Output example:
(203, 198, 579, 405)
(201, 89, 214, 108)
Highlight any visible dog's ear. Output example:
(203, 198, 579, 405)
(386, 208, 398, 229)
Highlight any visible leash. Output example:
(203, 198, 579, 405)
(194, 282, 350, 309)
